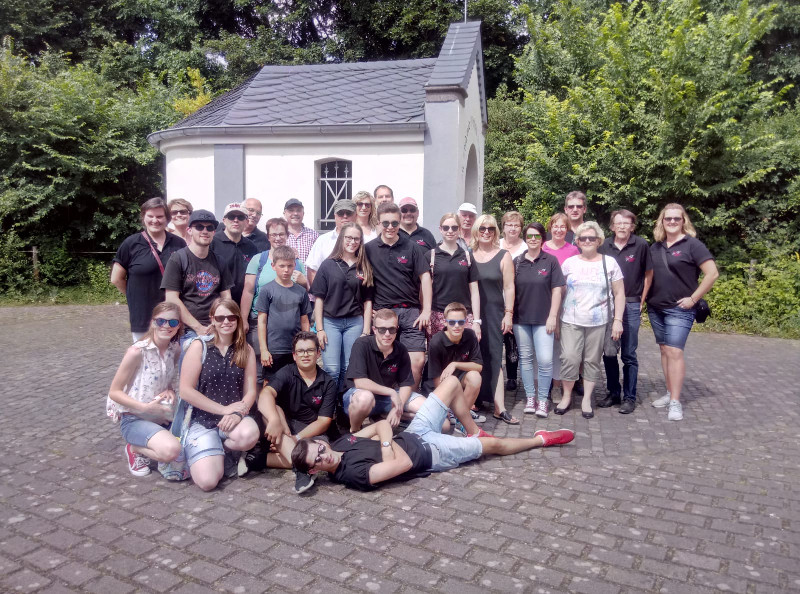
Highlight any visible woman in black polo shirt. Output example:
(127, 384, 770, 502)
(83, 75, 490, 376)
(111, 197, 186, 342)
(311, 222, 375, 390)
(513, 222, 566, 418)
(646, 204, 718, 422)
(428, 213, 481, 339)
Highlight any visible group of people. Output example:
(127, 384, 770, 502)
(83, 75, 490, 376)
(107, 186, 717, 493)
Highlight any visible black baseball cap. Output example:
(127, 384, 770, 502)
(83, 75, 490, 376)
(188, 209, 218, 227)
(284, 198, 303, 209)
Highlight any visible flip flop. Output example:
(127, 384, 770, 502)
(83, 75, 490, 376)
(493, 410, 520, 425)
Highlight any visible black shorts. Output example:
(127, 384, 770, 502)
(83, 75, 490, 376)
(262, 352, 294, 384)
(394, 307, 427, 353)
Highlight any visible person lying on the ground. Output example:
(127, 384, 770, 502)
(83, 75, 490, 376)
(291, 374, 575, 491)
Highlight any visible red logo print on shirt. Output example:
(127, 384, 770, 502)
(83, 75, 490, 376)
(311, 395, 322, 405)
(356, 272, 364, 281)
(538, 268, 549, 276)
(396, 256, 408, 264)
(461, 353, 469, 360)
(458, 259, 468, 267)
(388, 364, 398, 373)
(417, 239, 425, 246)
(348, 435, 357, 444)
(625, 255, 636, 262)
(672, 250, 682, 257)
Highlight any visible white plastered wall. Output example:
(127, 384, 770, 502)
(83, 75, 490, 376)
(164, 146, 215, 213)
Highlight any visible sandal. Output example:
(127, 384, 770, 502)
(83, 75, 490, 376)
(493, 410, 520, 425)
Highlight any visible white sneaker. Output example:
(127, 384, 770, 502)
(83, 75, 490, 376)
(667, 400, 683, 421)
(523, 397, 536, 414)
(652, 392, 671, 408)
(535, 399, 549, 419)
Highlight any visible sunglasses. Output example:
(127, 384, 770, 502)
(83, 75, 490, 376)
(446, 319, 466, 327)
(577, 236, 599, 243)
(381, 220, 400, 228)
(335, 210, 354, 217)
(154, 318, 180, 328)
(400, 206, 418, 214)
(226, 214, 247, 221)
(374, 326, 398, 335)
(170, 209, 189, 216)
(356, 202, 372, 209)
(478, 226, 496, 234)
(294, 348, 317, 356)
(310, 442, 326, 469)
(192, 224, 215, 232)
(526, 233, 543, 240)
(566, 204, 584, 210)
(214, 314, 239, 323)
(440, 225, 458, 232)
(664, 217, 683, 223)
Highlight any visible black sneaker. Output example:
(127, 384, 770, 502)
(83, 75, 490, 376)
(505, 379, 517, 392)
(619, 400, 636, 414)
(294, 470, 316, 494)
(243, 442, 268, 473)
(597, 393, 621, 408)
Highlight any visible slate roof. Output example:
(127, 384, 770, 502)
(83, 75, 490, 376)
(149, 21, 485, 144)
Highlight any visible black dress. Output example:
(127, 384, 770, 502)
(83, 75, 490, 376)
(475, 250, 507, 405)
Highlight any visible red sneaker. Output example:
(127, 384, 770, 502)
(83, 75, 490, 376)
(469, 428, 495, 438)
(534, 429, 575, 447)
(125, 444, 151, 476)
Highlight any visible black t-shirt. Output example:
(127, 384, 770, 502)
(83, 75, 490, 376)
(113, 231, 186, 332)
(311, 258, 374, 319)
(430, 246, 479, 313)
(647, 236, 714, 310)
(399, 226, 437, 252)
(254, 281, 312, 354)
(161, 248, 234, 326)
(245, 228, 270, 252)
(269, 364, 337, 426)
(345, 335, 414, 391)
(427, 328, 483, 380)
(193, 344, 246, 429)
(365, 234, 429, 309)
(211, 233, 259, 304)
(331, 432, 431, 491)
(599, 234, 653, 299)
(513, 252, 566, 325)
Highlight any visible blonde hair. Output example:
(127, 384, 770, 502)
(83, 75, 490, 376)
(470, 214, 500, 250)
(575, 221, 605, 243)
(353, 190, 377, 227)
(653, 203, 697, 242)
(439, 212, 462, 227)
(141, 302, 183, 344)
(501, 211, 524, 226)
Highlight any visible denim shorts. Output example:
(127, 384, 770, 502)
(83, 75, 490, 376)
(342, 388, 424, 417)
(405, 392, 483, 472)
(184, 423, 231, 467)
(119, 414, 170, 448)
(648, 306, 695, 350)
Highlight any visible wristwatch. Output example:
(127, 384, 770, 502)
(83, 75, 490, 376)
(381, 441, 391, 448)
(473, 319, 482, 325)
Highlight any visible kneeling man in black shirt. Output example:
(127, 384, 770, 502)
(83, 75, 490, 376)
(291, 376, 575, 491)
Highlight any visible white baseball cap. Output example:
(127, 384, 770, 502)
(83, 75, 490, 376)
(457, 202, 478, 215)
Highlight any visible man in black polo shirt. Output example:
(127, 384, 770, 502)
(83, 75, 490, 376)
(365, 202, 432, 389)
(342, 308, 426, 432)
(211, 202, 259, 304)
(243, 332, 337, 492)
(598, 209, 653, 414)
(290, 377, 575, 491)
(398, 197, 437, 251)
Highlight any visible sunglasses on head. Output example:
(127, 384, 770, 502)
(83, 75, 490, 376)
(446, 319, 466, 327)
(577, 236, 599, 243)
(478, 226, 496, 234)
(192, 224, 215, 232)
(381, 220, 400, 228)
(440, 225, 458, 232)
(214, 314, 238, 323)
(226, 214, 247, 221)
(374, 326, 398, 335)
(154, 318, 180, 328)
(400, 206, 418, 214)
(170, 209, 189, 216)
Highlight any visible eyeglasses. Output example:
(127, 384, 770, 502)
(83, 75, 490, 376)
(226, 214, 247, 221)
(478, 226, 496, 234)
(440, 225, 458, 232)
(577, 236, 599, 243)
(400, 206, 418, 214)
(614, 221, 633, 227)
(268, 232, 287, 239)
(246, 207, 262, 216)
(335, 210, 353, 217)
(310, 442, 326, 469)
(213, 314, 239, 323)
(294, 348, 317, 356)
(526, 233, 543, 240)
(664, 217, 683, 223)
(381, 220, 400, 228)
(446, 319, 466, 327)
(356, 202, 372, 209)
(374, 326, 398, 335)
(154, 318, 180, 328)
(566, 204, 585, 210)
(343, 236, 361, 243)
(192, 224, 215, 232)
(170, 209, 189, 216)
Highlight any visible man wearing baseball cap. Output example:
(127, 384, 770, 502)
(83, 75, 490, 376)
(283, 198, 319, 264)
(211, 202, 259, 304)
(397, 197, 436, 252)
(305, 198, 356, 287)
(457, 202, 478, 250)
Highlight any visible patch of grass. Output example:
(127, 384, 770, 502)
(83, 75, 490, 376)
(0, 283, 124, 306)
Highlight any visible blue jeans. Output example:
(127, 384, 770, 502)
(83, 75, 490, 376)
(513, 324, 554, 401)
(648, 306, 695, 350)
(603, 301, 641, 401)
(320, 315, 363, 390)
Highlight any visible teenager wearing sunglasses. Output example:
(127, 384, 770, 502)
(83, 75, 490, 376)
(179, 298, 260, 491)
(107, 302, 184, 477)
(211, 202, 259, 305)
(161, 209, 233, 347)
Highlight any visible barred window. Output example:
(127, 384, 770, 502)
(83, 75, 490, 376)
(318, 160, 352, 231)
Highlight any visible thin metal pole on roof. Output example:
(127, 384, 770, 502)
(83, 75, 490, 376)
(464, 0, 467, 21)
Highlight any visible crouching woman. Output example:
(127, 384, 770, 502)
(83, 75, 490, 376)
(107, 302, 183, 476)
(179, 298, 260, 491)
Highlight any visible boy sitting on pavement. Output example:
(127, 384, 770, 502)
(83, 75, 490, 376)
(291, 375, 575, 491)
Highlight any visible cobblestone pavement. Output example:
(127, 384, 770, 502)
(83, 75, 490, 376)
(1, 304, 799, 593)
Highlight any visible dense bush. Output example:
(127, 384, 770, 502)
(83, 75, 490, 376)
(0, 232, 31, 293)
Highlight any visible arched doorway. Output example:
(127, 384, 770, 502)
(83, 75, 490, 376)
(464, 144, 479, 207)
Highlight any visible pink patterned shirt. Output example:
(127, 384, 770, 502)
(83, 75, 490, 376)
(287, 225, 319, 264)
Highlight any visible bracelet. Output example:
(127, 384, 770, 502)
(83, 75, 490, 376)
(614, 318, 623, 322)
(231, 411, 243, 419)
(689, 296, 696, 304)
(504, 309, 513, 314)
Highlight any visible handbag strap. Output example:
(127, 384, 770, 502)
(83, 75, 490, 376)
(602, 255, 613, 321)
(141, 231, 165, 276)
